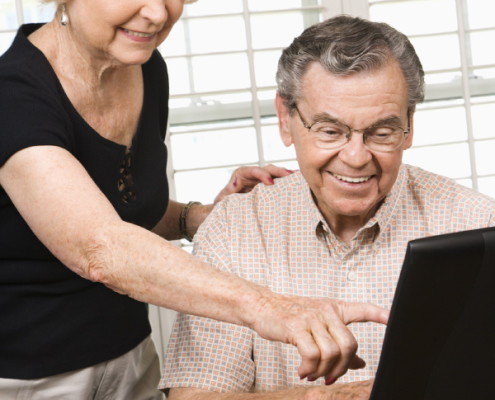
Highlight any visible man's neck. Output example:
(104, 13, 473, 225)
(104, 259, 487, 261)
(321, 202, 383, 246)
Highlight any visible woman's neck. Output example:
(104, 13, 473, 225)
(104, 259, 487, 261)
(29, 20, 133, 92)
(27, 21, 144, 148)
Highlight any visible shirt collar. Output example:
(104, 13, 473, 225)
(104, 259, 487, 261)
(368, 164, 407, 233)
(297, 165, 407, 243)
(296, 173, 328, 234)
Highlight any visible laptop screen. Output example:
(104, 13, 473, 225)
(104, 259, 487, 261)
(369, 226, 495, 400)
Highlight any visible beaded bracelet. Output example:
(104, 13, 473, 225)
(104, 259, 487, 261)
(179, 201, 201, 242)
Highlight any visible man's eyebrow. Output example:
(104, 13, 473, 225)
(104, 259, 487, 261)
(311, 112, 404, 127)
(370, 116, 404, 127)
(311, 112, 341, 125)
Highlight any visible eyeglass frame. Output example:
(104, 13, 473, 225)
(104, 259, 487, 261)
(293, 105, 411, 153)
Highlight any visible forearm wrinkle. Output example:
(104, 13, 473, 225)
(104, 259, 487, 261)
(71, 221, 263, 328)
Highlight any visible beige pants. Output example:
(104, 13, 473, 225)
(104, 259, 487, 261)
(0, 336, 165, 400)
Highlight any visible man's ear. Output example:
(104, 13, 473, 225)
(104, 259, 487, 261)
(404, 112, 414, 150)
(275, 92, 294, 147)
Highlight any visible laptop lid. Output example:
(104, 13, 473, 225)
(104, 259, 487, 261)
(369, 226, 495, 400)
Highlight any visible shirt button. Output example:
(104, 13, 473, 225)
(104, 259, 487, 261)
(347, 271, 357, 281)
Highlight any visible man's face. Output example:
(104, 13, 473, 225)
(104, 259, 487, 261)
(276, 60, 413, 230)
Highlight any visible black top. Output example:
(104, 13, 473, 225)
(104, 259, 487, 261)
(0, 24, 169, 379)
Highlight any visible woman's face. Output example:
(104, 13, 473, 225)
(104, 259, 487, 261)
(63, 0, 185, 66)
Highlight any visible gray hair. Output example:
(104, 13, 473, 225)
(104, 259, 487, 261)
(276, 15, 424, 113)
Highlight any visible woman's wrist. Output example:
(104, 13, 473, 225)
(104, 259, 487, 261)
(236, 284, 278, 330)
(179, 202, 214, 241)
(179, 201, 201, 241)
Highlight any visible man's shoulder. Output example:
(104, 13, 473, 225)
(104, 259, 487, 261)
(404, 164, 495, 211)
(219, 170, 307, 212)
(200, 171, 308, 237)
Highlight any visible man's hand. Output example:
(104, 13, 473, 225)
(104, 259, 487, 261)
(214, 164, 293, 203)
(305, 379, 375, 400)
(250, 294, 388, 383)
(167, 379, 375, 400)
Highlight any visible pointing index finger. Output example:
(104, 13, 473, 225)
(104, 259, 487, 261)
(340, 301, 389, 326)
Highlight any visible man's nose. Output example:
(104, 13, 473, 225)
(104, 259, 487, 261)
(338, 131, 373, 168)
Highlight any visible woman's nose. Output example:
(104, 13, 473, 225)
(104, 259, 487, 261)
(140, 0, 168, 25)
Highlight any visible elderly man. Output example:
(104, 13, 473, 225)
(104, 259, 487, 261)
(160, 15, 495, 399)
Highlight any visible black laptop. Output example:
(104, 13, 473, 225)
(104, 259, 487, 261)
(369, 226, 495, 400)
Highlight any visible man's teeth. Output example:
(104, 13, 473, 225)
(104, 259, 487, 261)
(332, 173, 371, 183)
(124, 29, 153, 38)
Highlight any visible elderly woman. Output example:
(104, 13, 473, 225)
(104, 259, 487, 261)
(0, 1, 388, 398)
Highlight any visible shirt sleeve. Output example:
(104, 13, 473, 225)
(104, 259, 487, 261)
(159, 200, 256, 392)
(0, 60, 73, 167)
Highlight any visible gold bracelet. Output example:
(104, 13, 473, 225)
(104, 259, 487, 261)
(179, 201, 201, 242)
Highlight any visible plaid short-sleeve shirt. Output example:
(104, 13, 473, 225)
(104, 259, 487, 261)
(160, 164, 495, 392)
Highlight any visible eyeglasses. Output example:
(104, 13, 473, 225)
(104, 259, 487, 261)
(294, 106, 410, 153)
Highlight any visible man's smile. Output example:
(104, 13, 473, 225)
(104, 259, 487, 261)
(330, 172, 374, 184)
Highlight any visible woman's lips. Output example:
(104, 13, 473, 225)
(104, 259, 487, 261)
(120, 28, 156, 42)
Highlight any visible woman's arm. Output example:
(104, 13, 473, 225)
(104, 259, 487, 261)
(152, 165, 293, 241)
(151, 199, 213, 241)
(0, 146, 387, 381)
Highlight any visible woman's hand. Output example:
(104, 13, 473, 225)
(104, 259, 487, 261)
(249, 293, 389, 383)
(214, 164, 293, 203)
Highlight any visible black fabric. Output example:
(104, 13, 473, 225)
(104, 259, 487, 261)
(0, 24, 169, 379)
